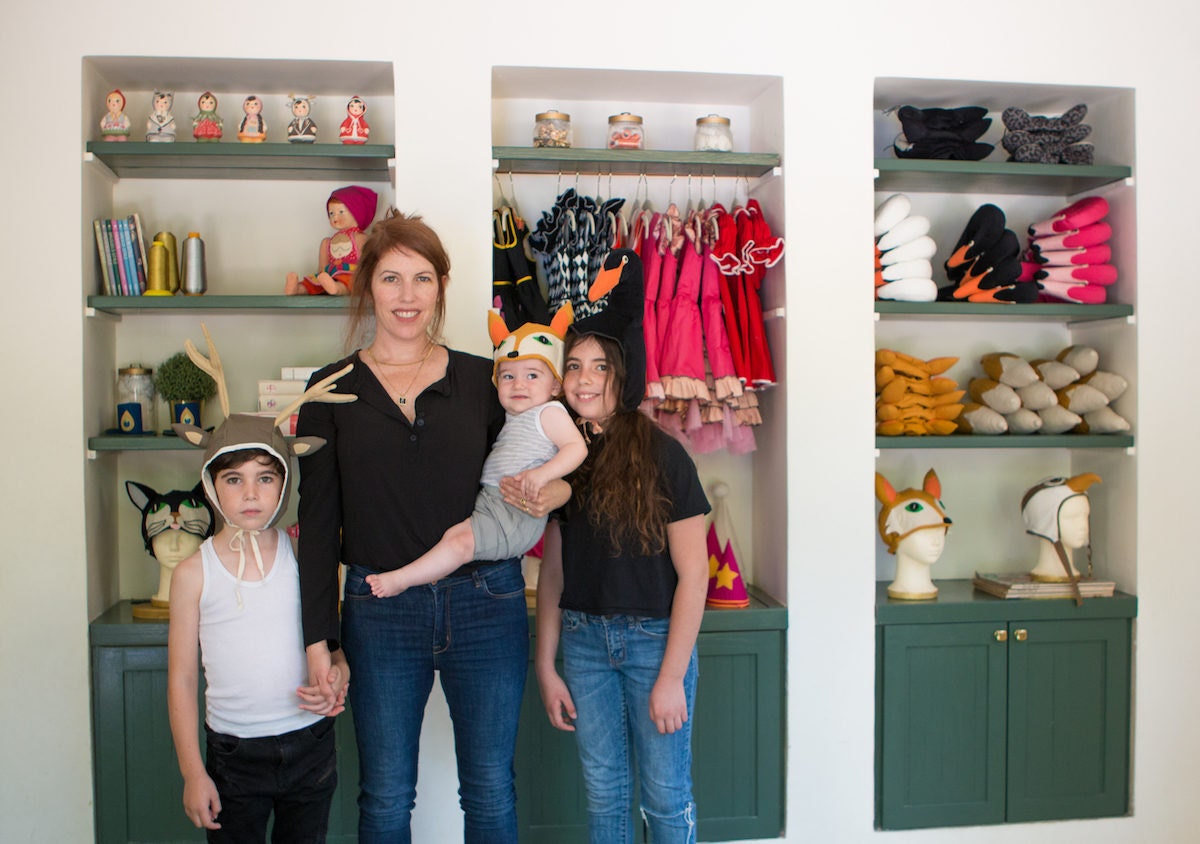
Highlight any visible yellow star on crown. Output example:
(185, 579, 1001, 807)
(714, 562, 741, 591)
(708, 553, 721, 579)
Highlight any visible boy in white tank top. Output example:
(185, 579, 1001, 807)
(168, 440, 349, 840)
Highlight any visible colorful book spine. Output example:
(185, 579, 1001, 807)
(93, 219, 113, 295)
(118, 218, 141, 294)
(129, 214, 149, 293)
(110, 219, 130, 295)
(101, 221, 121, 294)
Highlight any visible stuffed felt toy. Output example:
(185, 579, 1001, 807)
(959, 345, 1129, 435)
(875, 349, 963, 435)
(892, 105, 994, 161)
(874, 194, 937, 302)
(1001, 104, 1093, 165)
(1022, 197, 1115, 304)
(939, 204, 1037, 304)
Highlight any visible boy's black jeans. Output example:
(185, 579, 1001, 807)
(204, 717, 337, 843)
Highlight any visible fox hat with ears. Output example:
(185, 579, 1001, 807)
(488, 301, 575, 385)
(875, 468, 952, 554)
(172, 323, 356, 605)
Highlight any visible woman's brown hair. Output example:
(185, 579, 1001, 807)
(565, 332, 671, 556)
(344, 209, 450, 353)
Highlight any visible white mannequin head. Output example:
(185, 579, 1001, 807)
(149, 529, 204, 602)
(876, 469, 951, 600)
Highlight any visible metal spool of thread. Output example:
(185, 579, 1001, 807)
(153, 231, 179, 293)
(181, 231, 207, 295)
(144, 241, 172, 295)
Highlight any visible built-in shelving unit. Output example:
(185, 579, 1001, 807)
(86, 294, 351, 315)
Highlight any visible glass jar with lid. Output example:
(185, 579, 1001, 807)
(607, 113, 645, 150)
(117, 365, 156, 435)
(533, 109, 572, 148)
(694, 114, 734, 152)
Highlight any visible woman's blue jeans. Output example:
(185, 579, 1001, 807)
(561, 610, 698, 844)
(342, 560, 529, 844)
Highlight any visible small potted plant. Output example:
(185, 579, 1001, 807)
(154, 351, 217, 430)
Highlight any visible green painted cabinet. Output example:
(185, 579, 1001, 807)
(875, 580, 1135, 830)
(93, 595, 785, 843)
(517, 591, 786, 843)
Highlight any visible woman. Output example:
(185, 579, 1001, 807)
(535, 329, 710, 844)
(296, 210, 567, 843)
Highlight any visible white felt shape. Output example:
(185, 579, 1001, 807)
(879, 235, 937, 266)
(876, 277, 938, 302)
(1005, 407, 1044, 434)
(1015, 380, 1057, 411)
(958, 403, 1008, 434)
(1080, 406, 1131, 434)
(877, 215, 932, 252)
(1032, 360, 1080, 390)
(1058, 345, 1099, 377)
(969, 378, 1021, 414)
(1057, 382, 1110, 414)
(881, 259, 933, 282)
(1080, 370, 1128, 401)
(981, 352, 1039, 388)
(874, 194, 912, 237)
(1037, 404, 1083, 434)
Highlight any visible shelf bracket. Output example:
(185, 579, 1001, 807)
(83, 150, 117, 183)
(85, 306, 121, 322)
(748, 167, 782, 194)
(86, 448, 99, 461)
(1125, 446, 1136, 457)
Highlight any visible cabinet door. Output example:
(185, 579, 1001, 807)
(878, 622, 1008, 829)
(92, 644, 204, 843)
(1006, 618, 1130, 822)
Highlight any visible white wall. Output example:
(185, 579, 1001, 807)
(3, 1, 1199, 842)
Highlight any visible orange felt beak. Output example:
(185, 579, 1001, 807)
(587, 254, 629, 302)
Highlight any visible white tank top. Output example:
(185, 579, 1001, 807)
(480, 400, 563, 487)
(198, 529, 320, 737)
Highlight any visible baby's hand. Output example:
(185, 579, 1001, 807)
(511, 468, 549, 499)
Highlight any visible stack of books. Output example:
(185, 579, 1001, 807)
(93, 214, 149, 296)
(251, 367, 321, 435)
(973, 571, 1116, 600)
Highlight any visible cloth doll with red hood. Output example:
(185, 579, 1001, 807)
(285, 185, 379, 295)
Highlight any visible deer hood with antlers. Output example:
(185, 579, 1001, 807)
(172, 323, 357, 531)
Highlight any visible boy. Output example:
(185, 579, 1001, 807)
(168, 428, 349, 841)
(367, 304, 586, 598)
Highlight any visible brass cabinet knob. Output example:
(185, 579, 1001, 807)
(994, 630, 1008, 642)
(1014, 628, 1028, 642)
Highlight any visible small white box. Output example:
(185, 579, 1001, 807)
(282, 366, 320, 382)
(258, 379, 307, 395)
(258, 394, 289, 412)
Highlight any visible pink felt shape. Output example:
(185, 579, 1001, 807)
(1027, 196, 1109, 237)
(1030, 221, 1111, 252)
(1039, 279, 1107, 304)
(1036, 263, 1117, 286)
(1029, 244, 1111, 267)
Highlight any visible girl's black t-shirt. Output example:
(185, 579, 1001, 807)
(558, 427, 710, 618)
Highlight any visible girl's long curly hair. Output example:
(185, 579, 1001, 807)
(566, 332, 671, 556)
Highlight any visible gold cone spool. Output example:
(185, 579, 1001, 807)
(145, 241, 172, 295)
(153, 231, 179, 293)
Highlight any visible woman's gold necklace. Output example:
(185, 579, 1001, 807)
(365, 343, 434, 406)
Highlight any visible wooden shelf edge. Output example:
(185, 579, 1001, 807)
(876, 301, 1133, 322)
(876, 434, 1134, 450)
(493, 146, 780, 177)
(87, 294, 350, 314)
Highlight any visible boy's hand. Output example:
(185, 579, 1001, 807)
(182, 773, 222, 830)
(299, 647, 350, 716)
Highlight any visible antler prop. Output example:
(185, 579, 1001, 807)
(183, 322, 231, 418)
(273, 363, 357, 425)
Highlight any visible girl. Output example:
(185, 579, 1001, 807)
(536, 330, 710, 844)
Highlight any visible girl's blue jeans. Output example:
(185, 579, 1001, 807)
(342, 559, 529, 844)
(561, 609, 699, 844)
